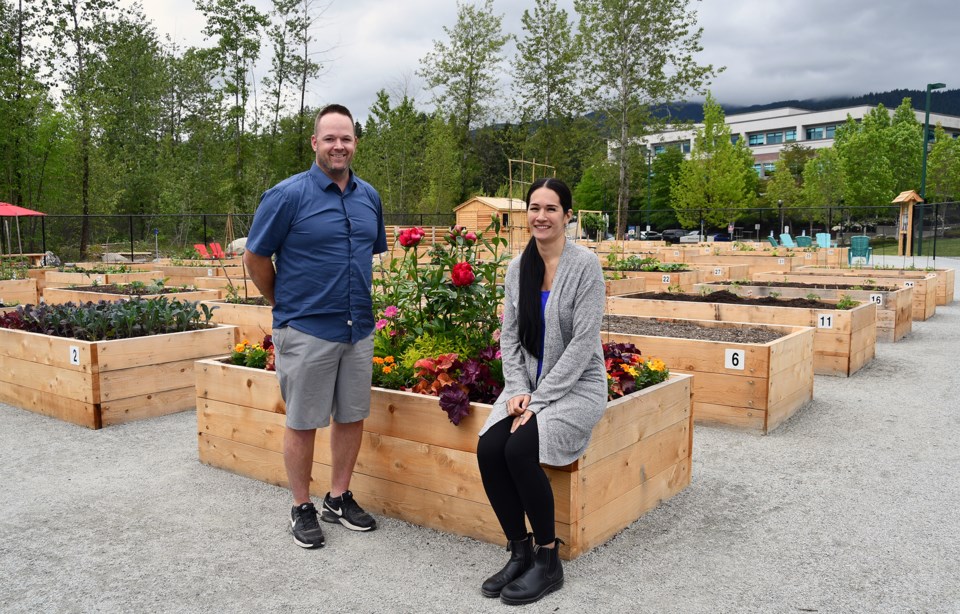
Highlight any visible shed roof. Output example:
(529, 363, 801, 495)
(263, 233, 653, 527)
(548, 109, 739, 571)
(453, 196, 526, 213)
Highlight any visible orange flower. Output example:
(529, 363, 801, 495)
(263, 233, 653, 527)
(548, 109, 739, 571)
(382, 366, 392, 374)
(372, 356, 385, 365)
(384, 356, 395, 364)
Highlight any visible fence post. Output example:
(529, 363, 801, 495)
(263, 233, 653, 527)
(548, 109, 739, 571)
(41, 216, 47, 255)
(129, 215, 135, 262)
(203, 215, 208, 247)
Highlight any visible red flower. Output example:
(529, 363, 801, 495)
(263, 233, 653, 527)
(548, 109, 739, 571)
(398, 227, 425, 248)
(451, 262, 475, 287)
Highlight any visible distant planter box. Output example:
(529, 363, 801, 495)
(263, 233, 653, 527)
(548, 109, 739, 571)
(696, 282, 913, 343)
(195, 359, 693, 561)
(796, 266, 954, 307)
(604, 275, 647, 296)
(688, 263, 751, 283)
(0, 325, 235, 429)
(201, 300, 273, 344)
(191, 276, 262, 299)
(0, 278, 38, 306)
(43, 287, 220, 305)
(602, 316, 814, 434)
(757, 270, 938, 321)
(685, 253, 806, 277)
(43, 270, 162, 289)
(616, 269, 700, 292)
(606, 294, 877, 377)
(154, 264, 246, 288)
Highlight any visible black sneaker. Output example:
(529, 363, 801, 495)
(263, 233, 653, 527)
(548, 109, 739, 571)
(321, 490, 377, 532)
(290, 502, 325, 548)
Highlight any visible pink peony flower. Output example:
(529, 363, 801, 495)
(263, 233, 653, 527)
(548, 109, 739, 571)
(451, 262, 475, 287)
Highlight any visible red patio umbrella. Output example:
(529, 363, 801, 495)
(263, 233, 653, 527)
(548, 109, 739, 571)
(0, 202, 46, 256)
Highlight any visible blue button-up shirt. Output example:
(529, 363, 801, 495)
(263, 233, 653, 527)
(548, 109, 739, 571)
(246, 164, 388, 344)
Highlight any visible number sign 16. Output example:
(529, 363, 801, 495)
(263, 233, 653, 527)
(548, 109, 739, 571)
(869, 294, 883, 306)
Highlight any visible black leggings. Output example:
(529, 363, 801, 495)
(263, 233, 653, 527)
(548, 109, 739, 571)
(476, 414, 555, 546)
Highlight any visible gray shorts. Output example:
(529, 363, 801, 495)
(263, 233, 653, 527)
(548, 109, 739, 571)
(273, 326, 374, 430)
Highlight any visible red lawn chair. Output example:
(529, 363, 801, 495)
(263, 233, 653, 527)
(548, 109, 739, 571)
(193, 243, 212, 259)
(209, 242, 227, 259)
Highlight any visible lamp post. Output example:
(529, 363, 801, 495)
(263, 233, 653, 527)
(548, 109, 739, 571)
(778, 199, 784, 235)
(645, 148, 653, 231)
(917, 82, 946, 256)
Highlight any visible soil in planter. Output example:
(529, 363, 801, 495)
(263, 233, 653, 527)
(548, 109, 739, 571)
(222, 296, 270, 306)
(707, 281, 899, 291)
(70, 284, 195, 295)
(623, 290, 844, 310)
(603, 314, 785, 343)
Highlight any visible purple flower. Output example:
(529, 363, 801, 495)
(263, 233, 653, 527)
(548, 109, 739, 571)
(439, 384, 471, 425)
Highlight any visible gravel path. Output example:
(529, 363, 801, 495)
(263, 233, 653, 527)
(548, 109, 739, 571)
(2, 257, 959, 613)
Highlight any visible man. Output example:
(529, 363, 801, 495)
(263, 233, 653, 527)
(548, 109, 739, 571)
(244, 104, 388, 549)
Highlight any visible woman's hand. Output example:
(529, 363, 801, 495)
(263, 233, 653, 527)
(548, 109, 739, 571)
(507, 394, 530, 417)
(510, 410, 533, 433)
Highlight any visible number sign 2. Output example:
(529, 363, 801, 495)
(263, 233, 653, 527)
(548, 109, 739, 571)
(725, 349, 745, 370)
(69, 345, 81, 366)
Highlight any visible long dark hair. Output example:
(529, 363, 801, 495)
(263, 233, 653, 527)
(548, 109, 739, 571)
(517, 178, 573, 357)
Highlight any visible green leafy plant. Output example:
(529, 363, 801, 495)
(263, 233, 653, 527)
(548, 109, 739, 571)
(230, 335, 275, 370)
(0, 259, 29, 280)
(806, 292, 821, 301)
(769, 291, 781, 299)
(835, 294, 859, 310)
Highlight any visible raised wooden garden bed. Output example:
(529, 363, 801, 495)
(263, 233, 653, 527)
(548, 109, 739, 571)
(153, 264, 246, 288)
(191, 276, 263, 299)
(687, 263, 751, 282)
(201, 300, 273, 343)
(43, 270, 162, 289)
(43, 286, 220, 305)
(0, 325, 235, 429)
(755, 270, 937, 321)
(602, 316, 814, 433)
(604, 276, 647, 296)
(196, 359, 693, 560)
(606, 293, 877, 377)
(796, 266, 954, 306)
(0, 278, 39, 306)
(614, 269, 700, 292)
(695, 281, 912, 343)
(684, 253, 806, 277)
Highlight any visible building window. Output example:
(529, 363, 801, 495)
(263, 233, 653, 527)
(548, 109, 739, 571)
(748, 134, 764, 146)
(654, 145, 665, 154)
(766, 131, 784, 145)
(806, 127, 824, 140)
(502, 214, 509, 226)
(825, 125, 836, 139)
(753, 163, 762, 176)
(681, 141, 691, 154)
(763, 163, 776, 174)
(785, 129, 797, 142)
(731, 134, 740, 144)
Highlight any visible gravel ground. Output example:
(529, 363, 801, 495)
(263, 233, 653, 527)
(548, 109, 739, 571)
(2, 257, 959, 613)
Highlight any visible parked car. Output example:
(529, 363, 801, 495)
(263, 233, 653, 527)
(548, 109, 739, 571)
(678, 231, 703, 244)
(638, 230, 662, 241)
(661, 229, 688, 243)
(712, 232, 732, 242)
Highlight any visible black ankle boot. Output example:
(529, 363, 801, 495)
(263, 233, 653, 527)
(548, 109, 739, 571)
(499, 538, 564, 605)
(480, 534, 534, 598)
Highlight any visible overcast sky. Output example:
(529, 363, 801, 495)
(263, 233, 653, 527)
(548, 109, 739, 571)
(126, 0, 959, 122)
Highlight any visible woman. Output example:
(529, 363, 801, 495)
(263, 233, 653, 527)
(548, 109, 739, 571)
(476, 178, 607, 605)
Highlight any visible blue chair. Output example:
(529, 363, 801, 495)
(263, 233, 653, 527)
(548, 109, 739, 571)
(766, 236, 779, 248)
(779, 233, 797, 248)
(796, 236, 812, 247)
(816, 232, 834, 248)
(848, 235, 873, 265)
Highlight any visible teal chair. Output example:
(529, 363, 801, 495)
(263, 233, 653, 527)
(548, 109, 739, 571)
(816, 232, 834, 248)
(848, 235, 873, 265)
(779, 233, 797, 248)
(796, 236, 812, 247)
(766, 236, 779, 247)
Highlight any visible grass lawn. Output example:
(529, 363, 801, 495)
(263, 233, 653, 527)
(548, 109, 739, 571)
(871, 236, 960, 258)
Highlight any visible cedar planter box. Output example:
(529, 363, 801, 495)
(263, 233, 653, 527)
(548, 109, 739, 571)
(685, 253, 806, 277)
(756, 270, 937, 321)
(606, 294, 877, 377)
(696, 281, 912, 343)
(796, 266, 954, 306)
(201, 300, 273, 344)
(43, 270, 162, 289)
(192, 276, 262, 299)
(154, 264, 246, 288)
(602, 318, 814, 434)
(604, 275, 647, 296)
(688, 263, 751, 282)
(195, 360, 693, 560)
(0, 278, 39, 306)
(614, 269, 700, 292)
(0, 325, 235, 429)
(43, 287, 220, 305)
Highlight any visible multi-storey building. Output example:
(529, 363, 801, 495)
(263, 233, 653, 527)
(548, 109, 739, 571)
(635, 105, 960, 177)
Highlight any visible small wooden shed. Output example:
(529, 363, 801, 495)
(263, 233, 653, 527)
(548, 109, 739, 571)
(453, 196, 530, 253)
(892, 190, 923, 256)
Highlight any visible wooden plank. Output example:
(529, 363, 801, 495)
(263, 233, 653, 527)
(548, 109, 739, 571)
(694, 401, 766, 431)
(95, 326, 235, 371)
(0, 278, 38, 305)
(99, 358, 201, 401)
(0, 353, 98, 402)
(0, 379, 100, 428)
(203, 301, 273, 345)
(0, 328, 96, 371)
(195, 359, 286, 414)
(100, 387, 196, 426)
(602, 327, 773, 376)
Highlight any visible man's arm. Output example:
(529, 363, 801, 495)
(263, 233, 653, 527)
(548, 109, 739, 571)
(243, 251, 277, 306)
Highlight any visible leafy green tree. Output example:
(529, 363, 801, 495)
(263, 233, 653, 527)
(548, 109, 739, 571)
(889, 98, 922, 193)
(420, 113, 462, 215)
(779, 142, 815, 184)
(802, 146, 845, 224)
(833, 113, 895, 216)
(671, 93, 754, 228)
(927, 124, 960, 203)
(765, 159, 805, 229)
(574, 162, 617, 213)
(647, 146, 683, 229)
(575, 0, 718, 237)
(418, 0, 508, 198)
(513, 0, 582, 166)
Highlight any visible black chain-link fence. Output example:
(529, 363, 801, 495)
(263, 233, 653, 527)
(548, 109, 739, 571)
(1, 204, 956, 262)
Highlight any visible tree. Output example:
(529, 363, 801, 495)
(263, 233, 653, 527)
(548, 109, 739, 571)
(780, 142, 815, 184)
(765, 159, 804, 230)
(802, 146, 845, 225)
(833, 113, 895, 216)
(419, 113, 462, 215)
(671, 93, 754, 229)
(576, 0, 718, 238)
(513, 0, 582, 165)
(573, 162, 617, 214)
(647, 146, 683, 229)
(888, 98, 922, 193)
(927, 124, 960, 203)
(418, 0, 508, 197)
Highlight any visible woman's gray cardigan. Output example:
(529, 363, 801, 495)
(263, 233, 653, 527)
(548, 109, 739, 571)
(479, 240, 607, 466)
